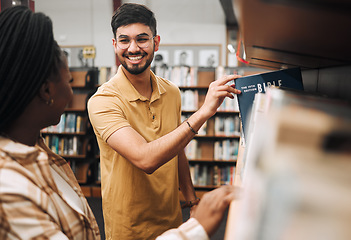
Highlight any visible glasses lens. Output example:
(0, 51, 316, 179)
(117, 38, 130, 49)
(136, 37, 151, 48)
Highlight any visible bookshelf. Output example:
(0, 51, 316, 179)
(225, 87, 351, 240)
(42, 67, 100, 193)
(179, 67, 239, 195)
(42, 64, 268, 199)
(155, 65, 268, 198)
(224, 1, 351, 239)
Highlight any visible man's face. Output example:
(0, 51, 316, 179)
(113, 23, 160, 75)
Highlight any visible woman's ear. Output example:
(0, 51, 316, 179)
(38, 81, 53, 104)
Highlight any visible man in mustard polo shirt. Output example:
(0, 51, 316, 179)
(88, 3, 241, 240)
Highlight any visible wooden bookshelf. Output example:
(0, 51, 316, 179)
(175, 67, 240, 192)
(224, 1, 351, 238)
(42, 67, 100, 190)
(153, 65, 267, 195)
(45, 65, 267, 198)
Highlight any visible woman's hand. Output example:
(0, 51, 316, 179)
(192, 185, 239, 237)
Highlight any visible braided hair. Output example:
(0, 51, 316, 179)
(0, 6, 63, 131)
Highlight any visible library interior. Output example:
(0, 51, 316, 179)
(0, 0, 350, 240)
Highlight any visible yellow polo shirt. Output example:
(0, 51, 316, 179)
(88, 67, 182, 240)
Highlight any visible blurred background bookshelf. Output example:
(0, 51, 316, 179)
(42, 64, 269, 199)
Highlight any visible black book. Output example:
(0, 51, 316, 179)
(235, 68, 304, 139)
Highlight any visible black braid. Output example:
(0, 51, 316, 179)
(0, 6, 62, 131)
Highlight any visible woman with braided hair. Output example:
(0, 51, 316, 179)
(0, 6, 101, 239)
(0, 5, 237, 240)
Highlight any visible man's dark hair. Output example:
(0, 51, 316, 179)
(111, 3, 157, 39)
(0, 6, 64, 131)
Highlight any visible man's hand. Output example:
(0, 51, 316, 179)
(198, 75, 242, 119)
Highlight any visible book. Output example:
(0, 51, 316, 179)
(226, 87, 351, 240)
(235, 67, 304, 139)
(65, 113, 77, 133)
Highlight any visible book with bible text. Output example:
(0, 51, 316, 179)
(235, 68, 304, 139)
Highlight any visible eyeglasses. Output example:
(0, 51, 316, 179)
(116, 35, 156, 50)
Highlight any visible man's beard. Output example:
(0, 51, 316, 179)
(119, 51, 154, 75)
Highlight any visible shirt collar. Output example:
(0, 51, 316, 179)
(0, 136, 38, 159)
(112, 66, 166, 103)
(0, 136, 64, 165)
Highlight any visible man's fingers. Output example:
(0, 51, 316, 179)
(213, 74, 242, 86)
(214, 84, 241, 96)
(230, 84, 242, 94)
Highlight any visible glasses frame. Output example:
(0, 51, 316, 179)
(116, 35, 156, 50)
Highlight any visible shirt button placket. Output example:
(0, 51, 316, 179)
(147, 104, 153, 121)
(148, 104, 156, 123)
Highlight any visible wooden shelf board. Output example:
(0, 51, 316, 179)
(189, 159, 237, 163)
(41, 132, 86, 135)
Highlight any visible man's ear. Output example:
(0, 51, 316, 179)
(112, 38, 118, 54)
(154, 35, 161, 52)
